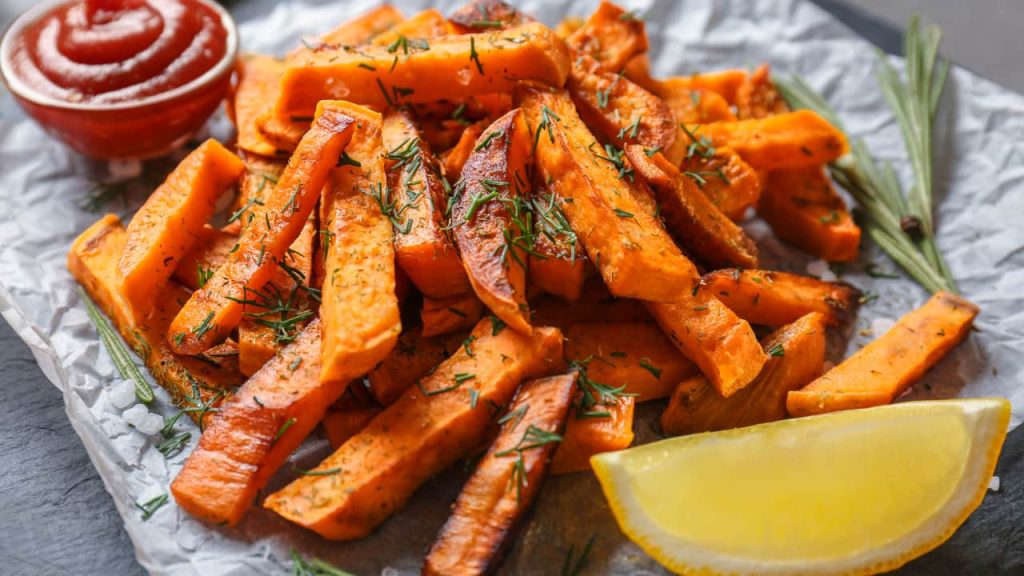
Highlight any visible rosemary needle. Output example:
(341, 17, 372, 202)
(79, 288, 154, 403)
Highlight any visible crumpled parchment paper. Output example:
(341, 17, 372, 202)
(1, 0, 1022, 574)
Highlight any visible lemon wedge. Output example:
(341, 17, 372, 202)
(591, 399, 1010, 576)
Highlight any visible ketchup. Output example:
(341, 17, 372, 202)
(9, 0, 228, 104)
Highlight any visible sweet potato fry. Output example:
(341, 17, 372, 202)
(532, 279, 651, 329)
(646, 293, 768, 397)
(370, 9, 454, 46)
(449, 0, 531, 33)
(223, 153, 287, 235)
(568, 57, 677, 155)
(69, 216, 242, 426)
(530, 186, 586, 301)
(263, 321, 564, 540)
(367, 328, 466, 406)
(323, 408, 381, 449)
(421, 294, 485, 338)
(172, 226, 237, 290)
(320, 103, 401, 384)
(661, 312, 827, 436)
(625, 145, 759, 269)
(255, 111, 308, 154)
(168, 104, 355, 355)
(233, 55, 289, 157)
(566, 1, 648, 72)
(735, 64, 789, 120)
(677, 145, 761, 222)
(118, 140, 244, 323)
(657, 70, 749, 104)
(285, 5, 404, 63)
(382, 109, 471, 299)
(171, 319, 342, 526)
(451, 110, 533, 333)
(277, 22, 571, 116)
(237, 216, 317, 376)
(551, 395, 634, 474)
(759, 166, 861, 262)
(565, 322, 699, 401)
(660, 85, 736, 125)
(703, 269, 861, 326)
(520, 85, 699, 302)
(788, 292, 979, 417)
(442, 119, 487, 182)
(692, 110, 849, 170)
(424, 372, 576, 576)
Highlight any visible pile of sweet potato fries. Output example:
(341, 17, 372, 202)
(67, 1, 978, 572)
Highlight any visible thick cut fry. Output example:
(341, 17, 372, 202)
(370, 9, 454, 46)
(662, 312, 827, 436)
(323, 408, 381, 449)
(69, 216, 242, 426)
(759, 166, 861, 262)
(565, 322, 699, 401)
(119, 140, 244, 322)
(693, 110, 849, 170)
(532, 279, 651, 329)
(172, 226, 237, 290)
(566, 1, 648, 72)
(551, 395, 634, 474)
(320, 103, 401, 384)
(661, 85, 736, 125)
(171, 320, 344, 526)
(678, 146, 761, 222)
(451, 110, 533, 333)
(625, 145, 759, 269)
(646, 294, 768, 397)
(568, 58, 677, 155)
(788, 292, 979, 417)
(238, 216, 317, 376)
(520, 85, 699, 302)
(424, 372, 576, 576)
(530, 186, 586, 301)
(704, 269, 861, 327)
(264, 322, 564, 540)
(367, 328, 466, 406)
(736, 64, 789, 120)
(255, 111, 308, 154)
(286, 5, 404, 63)
(382, 109, 471, 298)
(421, 294, 485, 338)
(233, 55, 289, 157)
(441, 120, 487, 183)
(168, 105, 355, 354)
(450, 0, 531, 32)
(658, 70, 749, 104)
(277, 22, 571, 116)
(223, 153, 287, 235)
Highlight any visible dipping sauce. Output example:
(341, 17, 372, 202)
(8, 0, 228, 104)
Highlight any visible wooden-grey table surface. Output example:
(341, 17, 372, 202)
(0, 1, 1021, 574)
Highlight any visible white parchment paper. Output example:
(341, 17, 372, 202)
(1, 0, 1022, 574)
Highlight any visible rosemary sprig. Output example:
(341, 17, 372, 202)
(290, 549, 355, 576)
(775, 18, 957, 294)
(79, 289, 154, 404)
(134, 493, 168, 521)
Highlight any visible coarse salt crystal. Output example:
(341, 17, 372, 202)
(109, 380, 137, 409)
(989, 476, 1000, 492)
(871, 318, 896, 336)
(136, 413, 165, 436)
(122, 404, 149, 428)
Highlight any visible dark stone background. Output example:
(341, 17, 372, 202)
(0, 1, 1020, 574)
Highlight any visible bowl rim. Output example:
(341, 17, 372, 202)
(0, 0, 239, 112)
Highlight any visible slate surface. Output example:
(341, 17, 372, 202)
(0, 2, 1021, 575)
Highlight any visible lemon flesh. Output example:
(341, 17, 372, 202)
(591, 399, 1010, 576)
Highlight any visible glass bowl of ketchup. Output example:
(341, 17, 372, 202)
(0, 0, 238, 160)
